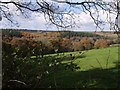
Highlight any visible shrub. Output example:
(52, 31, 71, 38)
(2, 41, 80, 88)
(2, 41, 48, 88)
(112, 39, 120, 44)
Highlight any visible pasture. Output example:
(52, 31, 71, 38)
(42, 47, 119, 88)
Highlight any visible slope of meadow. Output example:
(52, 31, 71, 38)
(43, 47, 119, 88)
(74, 47, 118, 71)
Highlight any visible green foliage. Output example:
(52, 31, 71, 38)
(2, 41, 80, 88)
(60, 31, 100, 38)
(2, 29, 22, 37)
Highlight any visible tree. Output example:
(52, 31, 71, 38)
(33, 37, 54, 55)
(10, 38, 36, 57)
(61, 38, 73, 52)
(115, 0, 120, 31)
(0, 0, 119, 31)
(50, 38, 63, 53)
(80, 37, 94, 50)
(94, 39, 109, 48)
(72, 41, 85, 51)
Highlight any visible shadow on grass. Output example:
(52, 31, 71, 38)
(3, 52, 119, 89)
(43, 61, 119, 88)
(2, 54, 80, 89)
(42, 53, 86, 62)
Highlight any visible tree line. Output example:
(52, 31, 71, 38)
(2, 29, 119, 56)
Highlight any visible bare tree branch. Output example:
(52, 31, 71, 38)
(0, 0, 119, 31)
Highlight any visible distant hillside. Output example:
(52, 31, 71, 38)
(1, 28, 118, 39)
(94, 31, 118, 39)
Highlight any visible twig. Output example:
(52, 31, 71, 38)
(54, 76, 57, 88)
(96, 58, 103, 69)
(8, 80, 26, 85)
(106, 50, 110, 69)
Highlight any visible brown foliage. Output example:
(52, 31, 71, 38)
(80, 37, 94, 50)
(72, 41, 85, 51)
(61, 38, 73, 52)
(50, 38, 62, 52)
(94, 39, 109, 48)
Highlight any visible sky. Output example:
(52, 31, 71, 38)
(0, 0, 118, 31)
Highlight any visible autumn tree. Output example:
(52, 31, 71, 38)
(61, 38, 73, 52)
(34, 37, 54, 55)
(94, 39, 109, 48)
(10, 38, 36, 57)
(80, 37, 94, 50)
(72, 41, 84, 51)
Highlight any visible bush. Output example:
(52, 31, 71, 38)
(112, 39, 120, 44)
(2, 41, 45, 88)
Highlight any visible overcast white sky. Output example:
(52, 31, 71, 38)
(0, 0, 117, 31)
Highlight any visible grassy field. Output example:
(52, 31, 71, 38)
(74, 47, 118, 70)
(42, 47, 119, 88)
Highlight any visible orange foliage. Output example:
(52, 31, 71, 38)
(80, 37, 93, 50)
(94, 39, 108, 48)
(72, 41, 84, 51)
(61, 38, 73, 52)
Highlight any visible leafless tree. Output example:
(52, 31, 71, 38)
(0, 0, 119, 31)
(115, 0, 120, 31)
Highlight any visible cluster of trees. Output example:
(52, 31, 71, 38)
(2, 29, 22, 37)
(60, 31, 101, 38)
(2, 29, 119, 55)
(72, 38, 109, 51)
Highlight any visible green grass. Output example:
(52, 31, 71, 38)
(74, 47, 118, 71)
(46, 47, 118, 71)
(42, 47, 119, 88)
